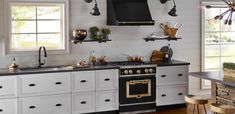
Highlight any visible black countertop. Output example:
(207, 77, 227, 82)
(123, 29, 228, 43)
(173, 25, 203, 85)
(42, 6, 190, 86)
(0, 60, 190, 76)
(190, 71, 235, 87)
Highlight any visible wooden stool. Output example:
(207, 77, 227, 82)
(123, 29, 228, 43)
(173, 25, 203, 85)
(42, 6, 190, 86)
(211, 103, 235, 114)
(185, 95, 209, 114)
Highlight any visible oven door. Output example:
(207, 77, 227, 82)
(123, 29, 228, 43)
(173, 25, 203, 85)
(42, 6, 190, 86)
(119, 75, 156, 104)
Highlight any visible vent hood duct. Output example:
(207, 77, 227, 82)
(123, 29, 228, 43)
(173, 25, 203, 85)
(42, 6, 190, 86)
(107, 0, 155, 26)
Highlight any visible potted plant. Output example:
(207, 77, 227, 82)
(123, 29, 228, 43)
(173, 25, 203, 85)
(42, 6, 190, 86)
(101, 28, 111, 40)
(89, 26, 99, 40)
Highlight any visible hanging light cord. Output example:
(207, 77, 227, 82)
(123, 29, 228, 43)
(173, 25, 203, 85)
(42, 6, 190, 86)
(173, 0, 176, 7)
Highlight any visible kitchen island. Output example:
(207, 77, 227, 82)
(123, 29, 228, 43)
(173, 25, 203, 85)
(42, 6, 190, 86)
(190, 71, 235, 107)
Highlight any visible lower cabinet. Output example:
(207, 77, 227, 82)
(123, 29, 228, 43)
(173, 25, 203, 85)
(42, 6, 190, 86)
(19, 94, 71, 114)
(0, 98, 18, 114)
(96, 90, 119, 112)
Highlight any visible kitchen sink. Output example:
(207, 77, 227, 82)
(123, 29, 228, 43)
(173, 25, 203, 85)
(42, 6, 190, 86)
(20, 66, 74, 72)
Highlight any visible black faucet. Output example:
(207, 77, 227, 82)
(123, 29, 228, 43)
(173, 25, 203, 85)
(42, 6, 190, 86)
(38, 46, 47, 68)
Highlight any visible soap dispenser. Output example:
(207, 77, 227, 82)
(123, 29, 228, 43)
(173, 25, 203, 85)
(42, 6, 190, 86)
(9, 57, 19, 70)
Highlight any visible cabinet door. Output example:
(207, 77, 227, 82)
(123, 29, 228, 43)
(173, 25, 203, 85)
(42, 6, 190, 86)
(19, 94, 71, 114)
(157, 85, 188, 106)
(0, 76, 17, 98)
(72, 92, 95, 114)
(72, 71, 95, 92)
(96, 90, 119, 112)
(96, 69, 119, 91)
(0, 99, 17, 114)
(157, 66, 188, 86)
(19, 72, 70, 96)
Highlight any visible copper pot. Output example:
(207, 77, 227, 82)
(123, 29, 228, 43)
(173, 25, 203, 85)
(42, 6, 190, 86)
(73, 29, 87, 41)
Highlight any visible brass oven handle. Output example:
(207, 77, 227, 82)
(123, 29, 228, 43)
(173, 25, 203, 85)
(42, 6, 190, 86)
(130, 79, 149, 85)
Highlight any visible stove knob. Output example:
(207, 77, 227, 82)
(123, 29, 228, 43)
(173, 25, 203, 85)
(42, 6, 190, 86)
(137, 70, 141, 74)
(149, 68, 154, 73)
(145, 69, 149, 73)
(129, 70, 133, 74)
(124, 70, 129, 75)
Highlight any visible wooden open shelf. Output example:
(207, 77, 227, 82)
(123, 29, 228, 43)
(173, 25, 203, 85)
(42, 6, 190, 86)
(71, 39, 112, 44)
(144, 37, 182, 42)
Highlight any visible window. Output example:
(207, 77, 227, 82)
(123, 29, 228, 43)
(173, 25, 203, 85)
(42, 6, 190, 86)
(201, 2, 235, 88)
(4, 0, 69, 55)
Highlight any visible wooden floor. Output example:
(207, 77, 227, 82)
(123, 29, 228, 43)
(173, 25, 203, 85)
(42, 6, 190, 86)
(144, 103, 211, 114)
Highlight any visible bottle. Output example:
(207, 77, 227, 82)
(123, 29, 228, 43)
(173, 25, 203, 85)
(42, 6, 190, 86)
(9, 57, 19, 70)
(89, 50, 96, 66)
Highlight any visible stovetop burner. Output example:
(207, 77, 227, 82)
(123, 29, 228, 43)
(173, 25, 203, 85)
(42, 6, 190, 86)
(108, 61, 154, 66)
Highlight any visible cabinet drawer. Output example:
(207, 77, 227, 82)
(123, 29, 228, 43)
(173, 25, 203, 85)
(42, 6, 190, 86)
(96, 69, 119, 91)
(157, 85, 188, 106)
(96, 90, 119, 112)
(72, 92, 95, 114)
(19, 72, 70, 96)
(0, 76, 17, 98)
(157, 66, 188, 86)
(72, 71, 95, 92)
(0, 99, 17, 114)
(19, 94, 71, 114)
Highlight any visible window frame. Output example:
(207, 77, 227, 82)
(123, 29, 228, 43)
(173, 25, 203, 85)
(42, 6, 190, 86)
(3, 0, 70, 55)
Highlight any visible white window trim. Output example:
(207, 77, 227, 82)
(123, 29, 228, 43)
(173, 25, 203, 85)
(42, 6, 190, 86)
(3, 0, 70, 56)
(200, 1, 225, 89)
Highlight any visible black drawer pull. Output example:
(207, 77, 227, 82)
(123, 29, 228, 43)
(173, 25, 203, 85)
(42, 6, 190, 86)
(0, 109, 3, 112)
(0, 86, 3, 89)
(80, 80, 87, 83)
(178, 74, 183, 76)
(55, 82, 62, 85)
(29, 84, 36, 87)
(161, 75, 166, 77)
(161, 94, 166, 97)
(29, 106, 36, 109)
(56, 104, 62, 107)
(105, 99, 111, 102)
(81, 101, 86, 104)
(104, 78, 110, 81)
(178, 93, 183, 95)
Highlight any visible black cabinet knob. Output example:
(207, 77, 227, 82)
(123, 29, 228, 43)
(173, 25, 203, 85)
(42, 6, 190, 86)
(81, 101, 86, 104)
(29, 84, 36, 87)
(178, 93, 183, 95)
(161, 75, 166, 77)
(178, 74, 183, 76)
(104, 78, 110, 81)
(161, 94, 166, 97)
(105, 99, 111, 102)
(55, 104, 62, 107)
(55, 82, 62, 85)
(29, 106, 36, 109)
(80, 80, 87, 83)
(0, 109, 3, 112)
(0, 86, 3, 89)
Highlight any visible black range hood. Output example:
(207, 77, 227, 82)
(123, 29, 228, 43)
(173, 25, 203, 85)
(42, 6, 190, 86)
(107, 0, 155, 26)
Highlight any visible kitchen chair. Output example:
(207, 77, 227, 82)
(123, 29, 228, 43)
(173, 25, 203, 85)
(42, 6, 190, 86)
(185, 94, 209, 114)
(211, 103, 235, 114)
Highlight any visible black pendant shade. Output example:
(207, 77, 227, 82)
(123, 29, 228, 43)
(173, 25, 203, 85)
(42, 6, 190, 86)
(168, 5, 177, 17)
(90, 1, 100, 16)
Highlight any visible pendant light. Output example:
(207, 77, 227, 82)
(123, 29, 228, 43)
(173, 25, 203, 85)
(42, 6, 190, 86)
(85, 0, 101, 16)
(160, 0, 178, 17)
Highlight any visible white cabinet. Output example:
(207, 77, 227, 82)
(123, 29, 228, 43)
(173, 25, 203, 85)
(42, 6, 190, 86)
(19, 72, 71, 96)
(0, 76, 17, 98)
(19, 94, 71, 114)
(72, 92, 96, 114)
(156, 65, 189, 106)
(96, 90, 119, 112)
(72, 71, 95, 92)
(72, 69, 119, 114)
(96, 69, 119, 91)
(0, 98, 18, 114)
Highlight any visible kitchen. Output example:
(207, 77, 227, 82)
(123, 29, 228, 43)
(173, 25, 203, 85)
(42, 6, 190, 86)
(0, 0, 234, 114)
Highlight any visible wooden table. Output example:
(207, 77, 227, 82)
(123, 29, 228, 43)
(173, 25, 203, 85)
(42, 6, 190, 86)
(190, 71, 235, 108)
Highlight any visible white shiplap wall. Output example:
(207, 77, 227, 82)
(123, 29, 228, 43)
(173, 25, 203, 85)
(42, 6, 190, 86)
(0, 0, 210, 94)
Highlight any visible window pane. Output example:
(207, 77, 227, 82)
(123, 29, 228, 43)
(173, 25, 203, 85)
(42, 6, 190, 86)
(221, 57, 235, 63)
(205, 8, 220, 19)
(11, 6, 36, 19)
(38, 34, 62, 48)
(12, 21, 36, 33)
(205, 20, 220, 31)
(37, 21, 60, 33)
(205, 32, 220, 44)
(221, 45, 235, 56)
(205, 45, 220, 57)
(221, 32, 235, 43)
(12, 34, 36, 49)
(37, 6, 61, 19)
(205, 57, 220, 69)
